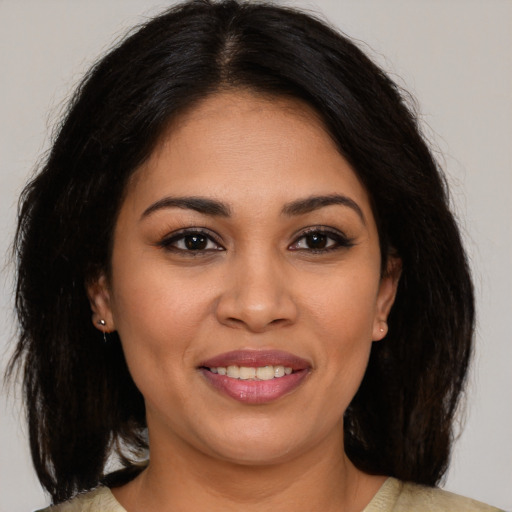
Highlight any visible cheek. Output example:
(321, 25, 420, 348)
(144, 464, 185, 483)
(305, 265, 380, 339)
(108, 258, 214, 381)
(303, 265, 380, 395)
(109, 279, 208, 416)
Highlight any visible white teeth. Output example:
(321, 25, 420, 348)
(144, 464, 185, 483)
(210, 365, 293, 380)
(239, 367, 256, 380)
(256, 366, 275, 380)
(226, 365, 240, 378)
(274, 366, 285, 378)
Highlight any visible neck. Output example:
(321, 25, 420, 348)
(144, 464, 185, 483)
(112, 428, 385, 512)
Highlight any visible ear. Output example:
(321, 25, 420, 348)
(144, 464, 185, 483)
(372, 256, 401, 341)
(86, 274, 115, 333)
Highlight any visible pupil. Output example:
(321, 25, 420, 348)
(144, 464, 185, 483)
(185, 235, 207, 250)
(306, 233, 327, 249)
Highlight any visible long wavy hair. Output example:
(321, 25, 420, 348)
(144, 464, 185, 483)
(9, 0, 473, 504)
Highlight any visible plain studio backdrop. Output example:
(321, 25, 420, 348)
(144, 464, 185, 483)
(0, 1, 510, 511)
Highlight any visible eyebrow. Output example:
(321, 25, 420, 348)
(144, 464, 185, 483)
(140, 193, 364, 223)
(281, 194, 365, 223)
(141, 196, 231, 219)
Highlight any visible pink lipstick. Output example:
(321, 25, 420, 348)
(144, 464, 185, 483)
(198, 350, 311, 404)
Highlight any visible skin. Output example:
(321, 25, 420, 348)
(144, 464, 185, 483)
(89, 91, 400, 512)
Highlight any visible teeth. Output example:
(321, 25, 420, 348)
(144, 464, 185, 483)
(256, 366, 275, 380)
(209, 365, 293, 380)
(239, 367, 256, 380)
(274, 366, 285, 378)
(226, 365, 240, 378)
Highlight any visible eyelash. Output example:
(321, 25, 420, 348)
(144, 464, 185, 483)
(288, 227, 355, 254)
(157, 226, 355, 255)
(158, 228, 225, 255)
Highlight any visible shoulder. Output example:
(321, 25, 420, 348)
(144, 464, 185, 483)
(36, 487, 126, 512)
(365, 478, 504, 512)
(397, 481, 504, 512)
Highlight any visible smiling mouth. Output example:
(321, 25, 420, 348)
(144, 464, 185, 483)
(198, 350, 311, 404)
(204, 365, 293, 380)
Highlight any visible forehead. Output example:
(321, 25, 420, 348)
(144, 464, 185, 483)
(123, 90, 372, 217)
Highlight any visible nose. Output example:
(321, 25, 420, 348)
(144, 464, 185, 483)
(215, 251, 299, 333)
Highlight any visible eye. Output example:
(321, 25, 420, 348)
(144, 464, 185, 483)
(288, 228, 354, 253)
(158, 229, 224, 253)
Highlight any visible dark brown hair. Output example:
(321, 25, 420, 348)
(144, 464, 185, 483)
(10, 0, 473, 504)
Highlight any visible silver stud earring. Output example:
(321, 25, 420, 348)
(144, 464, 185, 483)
(98, 319, 107, 343)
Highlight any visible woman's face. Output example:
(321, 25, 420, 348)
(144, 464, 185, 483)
(89, 91, 399, 466)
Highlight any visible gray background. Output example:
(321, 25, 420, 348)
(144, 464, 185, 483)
(1, 1, 511, 510)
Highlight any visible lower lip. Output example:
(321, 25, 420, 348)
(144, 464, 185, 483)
(200, 369, 309, 404)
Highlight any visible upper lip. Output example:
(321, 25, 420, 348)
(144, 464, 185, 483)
(199, 350, 311, 371)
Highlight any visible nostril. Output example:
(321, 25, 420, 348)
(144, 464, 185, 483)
(221, 316, 290, 332)
(269, 318, 288, 326)
(224, 317, 246, 328)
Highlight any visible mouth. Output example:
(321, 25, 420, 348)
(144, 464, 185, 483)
(198, 350, 311, 404)
(206, 364, 294, 380)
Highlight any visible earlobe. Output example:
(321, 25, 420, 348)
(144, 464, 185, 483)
(373, 256, 401, 341)
(86, 274, 115, 332)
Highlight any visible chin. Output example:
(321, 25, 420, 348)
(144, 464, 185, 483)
(214, 441, 300, 467)
(198, 420, 321, 467)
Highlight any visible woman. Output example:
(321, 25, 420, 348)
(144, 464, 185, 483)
(8, 0, 503, 510)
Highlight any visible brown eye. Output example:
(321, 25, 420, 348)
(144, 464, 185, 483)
(159, 229, 224, 253)
(304, 233, 328, 249)
(288, 228, 355, 253)
(184, 234, 208, 250)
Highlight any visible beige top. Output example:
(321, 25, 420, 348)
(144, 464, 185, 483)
(39, 477, 504, 511)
